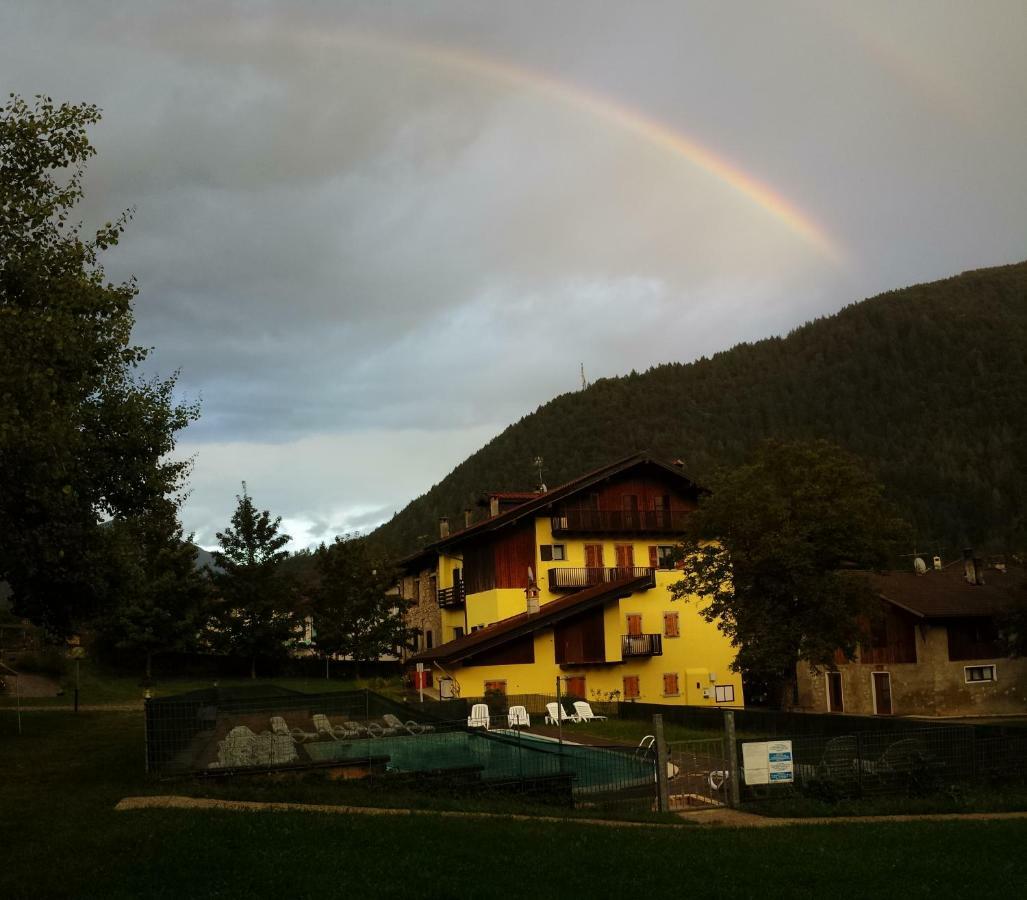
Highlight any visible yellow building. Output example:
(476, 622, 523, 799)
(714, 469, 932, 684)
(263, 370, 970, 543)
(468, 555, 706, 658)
(403, 454, 743, 707)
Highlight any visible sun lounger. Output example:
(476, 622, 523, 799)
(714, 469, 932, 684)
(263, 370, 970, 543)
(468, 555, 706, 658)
(545, 702, 580, 725)
(366, 721, 399, 738)
(507, 705, 530, 727)
(572, 701, 607, 722)
(383, 714, 424, 735)
(467, 703, 490, 729)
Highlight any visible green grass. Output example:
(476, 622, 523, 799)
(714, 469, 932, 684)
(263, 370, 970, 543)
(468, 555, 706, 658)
(3, 709, 1027, 898)
(0, 659, 403, 706)
(746, 785, 1027, 819)
(560, 716, 753, 745)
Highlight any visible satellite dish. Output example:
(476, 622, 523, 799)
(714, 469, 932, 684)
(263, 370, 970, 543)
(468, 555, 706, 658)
(914, 557, 927, 575)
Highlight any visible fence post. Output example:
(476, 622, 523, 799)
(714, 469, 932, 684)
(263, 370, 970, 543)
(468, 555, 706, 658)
(856, 732, 863, 798)
(723, 709, 740, 808)
(654, 713, 671, 813)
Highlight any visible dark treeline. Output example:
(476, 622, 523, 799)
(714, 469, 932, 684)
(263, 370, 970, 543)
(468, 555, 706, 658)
(368, 261, 1027, 558)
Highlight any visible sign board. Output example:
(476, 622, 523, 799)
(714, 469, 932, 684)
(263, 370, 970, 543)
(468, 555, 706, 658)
(742, 740, 794, 785)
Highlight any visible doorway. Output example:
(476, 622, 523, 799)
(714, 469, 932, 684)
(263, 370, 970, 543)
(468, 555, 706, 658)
(872, 671, 893, 715)
(826, 671, 843, 713)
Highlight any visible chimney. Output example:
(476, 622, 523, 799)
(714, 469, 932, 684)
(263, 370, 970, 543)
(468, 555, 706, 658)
(489, 496, 500, 518)
(963, 548, 984, 585)
(439, 517, 450, 539)
(464, 508, 473, 529)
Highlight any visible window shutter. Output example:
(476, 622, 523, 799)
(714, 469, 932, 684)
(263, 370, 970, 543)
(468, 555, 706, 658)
(540, 545, 553, 562)
(664, 673, 679, 695)
(648, 546, 658, 568)
(664, 612, 679, 638)
(623, 676, 640, 699)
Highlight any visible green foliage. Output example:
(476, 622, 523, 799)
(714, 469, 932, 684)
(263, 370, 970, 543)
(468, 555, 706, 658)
(0, 95, 197, 635)
(10, 646, 66, 678)
(670, 440, 909, 694)
(311, 536, 413, 664)
(206, 485, 296, 676)
(368, 262, 1027, 559)
(92, 507, 211, 677)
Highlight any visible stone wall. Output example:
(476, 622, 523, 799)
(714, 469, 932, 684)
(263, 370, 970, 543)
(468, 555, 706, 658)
(796, 622, 1027, 717)
(401, 567, 440, 659)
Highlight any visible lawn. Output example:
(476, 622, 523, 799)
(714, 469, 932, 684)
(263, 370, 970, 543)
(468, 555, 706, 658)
(3, 709, 1027, 898)
(0, 658, 403, 707)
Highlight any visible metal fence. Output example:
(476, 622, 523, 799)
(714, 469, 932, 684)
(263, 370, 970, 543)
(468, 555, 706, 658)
(736, 725, 1027, 803)
(144, 687, 658, 812)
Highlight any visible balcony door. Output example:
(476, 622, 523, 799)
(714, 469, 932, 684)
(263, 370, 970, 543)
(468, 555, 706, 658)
(615, 544, 634, 578)
(584, 544, 604, 582)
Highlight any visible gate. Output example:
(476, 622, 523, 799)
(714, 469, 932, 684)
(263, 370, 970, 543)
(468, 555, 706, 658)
(666, 738, 731, 809)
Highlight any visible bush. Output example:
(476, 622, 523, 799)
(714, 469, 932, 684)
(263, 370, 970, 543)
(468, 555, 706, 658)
(13, 647, 67, 678)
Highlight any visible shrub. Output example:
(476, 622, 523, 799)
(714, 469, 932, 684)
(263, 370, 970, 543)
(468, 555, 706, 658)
(14, 648, 67, 678)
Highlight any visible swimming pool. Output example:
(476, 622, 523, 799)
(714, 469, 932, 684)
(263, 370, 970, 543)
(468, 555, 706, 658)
(303, 729, 656, 794)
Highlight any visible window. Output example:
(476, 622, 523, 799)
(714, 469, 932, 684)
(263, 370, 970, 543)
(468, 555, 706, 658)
(471, 624, 484, 633)
(585, 544, 604, 568)
(539, 544, 566, 562)
(552, 544, 566, 561)
(615, 544, 634, 568)
(715, 684, 735, 703)
(826, 672, 843, 712)
(626, 613, 642, 636)
(484, 680, 507, 696)
(424, 630, 433, 650)
(649, 546, 677, 569)
(453, 626, 465, 640)
(564, 676, 586, 698)
(663, 612, 680, 638)
(872, 671, 893, 715)
(623, 675, 640, 700)
(413, 578, 421, 598)
(965, 665, 997, 683)
(663, 673, 680, 696)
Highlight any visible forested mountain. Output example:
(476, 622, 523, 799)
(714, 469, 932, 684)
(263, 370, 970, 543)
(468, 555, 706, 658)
(369, 262, 1027, 558)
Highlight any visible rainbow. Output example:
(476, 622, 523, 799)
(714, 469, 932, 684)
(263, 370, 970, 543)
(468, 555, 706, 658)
(214, 23, 845, 263)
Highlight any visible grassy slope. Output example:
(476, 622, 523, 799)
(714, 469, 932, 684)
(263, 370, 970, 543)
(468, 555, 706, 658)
(0, 660, 402, 706)
(3, 711, 1027, 898)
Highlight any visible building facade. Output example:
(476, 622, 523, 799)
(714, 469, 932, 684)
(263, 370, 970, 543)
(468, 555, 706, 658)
(796, 561, 1026, 718)
(402, 454, 744, 707)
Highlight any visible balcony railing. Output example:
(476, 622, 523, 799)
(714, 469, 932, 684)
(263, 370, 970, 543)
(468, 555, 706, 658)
(437, 583, 466, 609)
(622, 633, 663, 658)
(547, 567, 656, 591)
(551, 509, 691, 534)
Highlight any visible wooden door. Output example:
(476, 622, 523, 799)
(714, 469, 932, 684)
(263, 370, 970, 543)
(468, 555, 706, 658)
(826, 672, 843, 712)
(615, 544, 634, 575)
(584, 543, 604, 576)
(626, 613, 642, 636)
(872, 672, 892, 715)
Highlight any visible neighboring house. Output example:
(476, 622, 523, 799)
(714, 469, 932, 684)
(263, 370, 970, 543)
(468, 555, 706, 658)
(795, 559, 1026, 717)
(401, 453, 743, 706)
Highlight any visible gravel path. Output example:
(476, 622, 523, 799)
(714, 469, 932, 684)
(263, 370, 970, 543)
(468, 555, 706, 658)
(115, 795, 1027, 828)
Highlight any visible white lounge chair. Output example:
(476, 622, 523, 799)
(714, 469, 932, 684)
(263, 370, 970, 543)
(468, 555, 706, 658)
(572, 701, 607, 722)
(312, 713, 349, 740)
(507, 705, 530, 727)
(271, 715, 314, 742)
(467, 703, 490, 729)
(383, 713, 432, 735)
(545, 702, 580, 725)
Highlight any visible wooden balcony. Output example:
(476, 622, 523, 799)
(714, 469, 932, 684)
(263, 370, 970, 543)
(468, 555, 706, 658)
(621, 633, 663, 658)
(551, 509, 690, 535)
(547, 567, 656, 591)
(437, 583, 466, 609)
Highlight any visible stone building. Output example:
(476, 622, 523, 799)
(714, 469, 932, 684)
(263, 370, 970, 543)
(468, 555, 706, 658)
(796, 559, 1026, 718)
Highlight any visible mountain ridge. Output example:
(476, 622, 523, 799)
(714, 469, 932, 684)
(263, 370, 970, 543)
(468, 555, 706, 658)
(368, 261, 1027, 558)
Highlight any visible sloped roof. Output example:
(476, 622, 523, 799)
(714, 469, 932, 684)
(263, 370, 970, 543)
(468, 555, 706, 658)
(400, 452, 701, 569)
(871, 566, 1024, 619)
(408, 574, 651, 665)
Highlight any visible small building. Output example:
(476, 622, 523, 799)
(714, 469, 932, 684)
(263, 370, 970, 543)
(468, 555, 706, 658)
(399, 453, 743, 706)
(796, 560, 1026, 717)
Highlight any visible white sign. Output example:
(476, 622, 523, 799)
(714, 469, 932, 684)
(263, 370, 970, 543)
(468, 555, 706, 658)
(742, 740, 794, 785)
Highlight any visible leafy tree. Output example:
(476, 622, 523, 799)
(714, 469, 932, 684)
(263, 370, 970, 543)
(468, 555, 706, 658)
(311, 536, 412, 676)
(93, 504, 211, 679)
(670, 440, 909, 705)
(0, 95, 197, 636)
(207, 485, 296, 678)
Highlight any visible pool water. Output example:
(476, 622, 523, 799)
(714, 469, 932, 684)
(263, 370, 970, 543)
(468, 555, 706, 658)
(303, 730, 655, 793)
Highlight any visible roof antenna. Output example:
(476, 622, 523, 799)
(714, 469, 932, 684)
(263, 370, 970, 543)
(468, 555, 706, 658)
(534, 456, 546, 493)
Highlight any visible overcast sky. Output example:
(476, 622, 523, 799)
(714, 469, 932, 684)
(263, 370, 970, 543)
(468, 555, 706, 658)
(3, 1, 1025, 549)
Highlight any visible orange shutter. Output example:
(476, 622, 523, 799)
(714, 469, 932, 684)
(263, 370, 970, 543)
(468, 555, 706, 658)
(663, 673, 679, 695)
(648, 546, 658, 568)
(623, 675, 640, 699)
(627, 614, 642, 636)
(664, 612, 679, 637)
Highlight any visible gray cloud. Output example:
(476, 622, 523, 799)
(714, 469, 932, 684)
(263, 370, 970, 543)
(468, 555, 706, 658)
(3, 1, 1025, 547)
